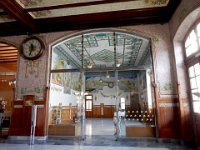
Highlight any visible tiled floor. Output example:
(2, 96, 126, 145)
(0, 136, 197, 150)
(0, 144, 184, 150)
(85, 118, 116, 135)
(0, 118, 197, 150)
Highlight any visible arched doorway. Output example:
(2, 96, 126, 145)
(172, 5, 200, 144)
(0, 42, 18, 138)
(48, 30, 156, 139)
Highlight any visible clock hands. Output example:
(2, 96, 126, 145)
(29, 43, 35, 56)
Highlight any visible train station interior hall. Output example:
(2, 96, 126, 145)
(0, 0, 200, 150)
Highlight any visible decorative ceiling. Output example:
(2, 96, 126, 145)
(0, 0, 181, 36)
(52, 31, 151, 69)
(0, 43, 18, 63)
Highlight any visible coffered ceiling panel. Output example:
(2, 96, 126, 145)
(24, 0, 169, 19)
(0, 8, 15, 23)
(0, 43, 18, 63)
(16, 0, 169, 9)
(0, 0, 180, 36)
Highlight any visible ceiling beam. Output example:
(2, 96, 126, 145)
(0, 47, 17, 50)
(0, 53, 18, 57)
(0, 50, 18, 54)
(0, 0, 37, 32)
(0, 59, 17, 62)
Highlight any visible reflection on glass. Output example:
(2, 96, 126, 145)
(85, 70, 155, 128)
(48, 72, 82, 136)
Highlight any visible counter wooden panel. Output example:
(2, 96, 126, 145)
(126, 126, 155, 137)
(48, 124, 80, 136)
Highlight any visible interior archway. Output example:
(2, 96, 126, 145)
(173, 6, 200, 143)
(48, 30, 155, 138)
(0, 42, 18, 138)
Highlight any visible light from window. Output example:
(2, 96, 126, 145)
(190, 78, 197, 89)
(193, 101, 200, 113)
(197, 23, 200, 36)
(185, 30, 198, 57)
(86, 100, 92, 111)
(86, 95, 92, 99)
(197, 23, 200, 44)
(194, 63, 200, 76)
(120, 97, 125, 110)
(189, 66, 195, 77)
(189, 63, 200, 113)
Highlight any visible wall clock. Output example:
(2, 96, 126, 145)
(21, 36, 45, 60)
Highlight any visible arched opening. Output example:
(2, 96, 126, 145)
(173, 6, 200, 144)
(48, 30, 156, 138)
(0, 42, 18, 138)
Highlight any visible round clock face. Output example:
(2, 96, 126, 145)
(21, 36, 44, 60)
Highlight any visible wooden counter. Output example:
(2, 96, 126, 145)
(48, 124, 80, 136)
(126, 126, 155, 137)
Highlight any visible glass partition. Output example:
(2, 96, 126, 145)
(48, 72, 83, 137)
(85, 69, 155, 137)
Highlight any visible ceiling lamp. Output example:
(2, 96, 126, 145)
(113, 32, 121, 68)
(116, 59, 121, 67)
(106, 71, 110, 78)
(87, 61, 93, 69)
(99, 71, 103, 82)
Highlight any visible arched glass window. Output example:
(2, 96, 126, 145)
(185, 22, 200, 113)
(185, 30, 198, 57)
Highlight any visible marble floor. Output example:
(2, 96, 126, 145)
(0, 144, 188, 150)
(0, 118, 197, 150)
(85, 118, 116, 135)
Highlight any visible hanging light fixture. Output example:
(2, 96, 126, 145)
(106, 71, 110, 78)
(114, 32, 121, 68)
(116, 59, 121, 67)
(87, 60, 93, 69)
(99, 71, 102, 82)
(87, 48, 93, 69)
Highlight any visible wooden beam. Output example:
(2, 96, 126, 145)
(0, 59, 17, 62)
(0, 0, 37, 32)
(0, 47, 17, 50)
(0, 53, 18, 57)
(0, 43, 8, 46)
(0, 57, 17, 60)
(0, 50, 18, 54)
